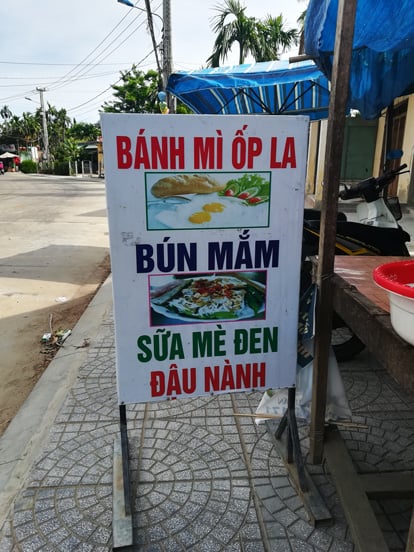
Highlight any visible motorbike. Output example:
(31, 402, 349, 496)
(301, 163, 411, 361)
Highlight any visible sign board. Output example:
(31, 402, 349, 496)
(100, 113, 309, 404)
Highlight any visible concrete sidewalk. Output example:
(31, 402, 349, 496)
(1, 271, 414, 550)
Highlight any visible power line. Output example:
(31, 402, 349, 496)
(0, 60, 134, 67)
(47, 1, 161, 93)
(0, 1, 164, 121)
(0, 70, 125, 104)
(46, 9, 142, 90)
(67, 49, 157, 115)
(48, 16, 147, 91)
(0, 70, 132, 88)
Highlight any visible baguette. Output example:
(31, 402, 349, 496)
(151, 174, 225, 198)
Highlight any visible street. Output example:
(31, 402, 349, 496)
(0, 172, 110, 435)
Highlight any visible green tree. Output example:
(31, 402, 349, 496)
(0, 103, 104, 172)
(102, 66, 192, 115)
(67, 122, 100, 142)
(20, 112, 41, 146)
(0, 114, 26, 150)
(0, 110, 42, 152)
(102, 66, 160, 114)
(207, 0, 299, 67)
(54, 137, 79, 163)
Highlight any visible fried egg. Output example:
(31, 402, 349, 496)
(203, 202, 226, 213)
(155, 193, 268, 229)
(189, 210, 211, 224)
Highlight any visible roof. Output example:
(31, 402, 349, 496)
(167, 60, 331, 120)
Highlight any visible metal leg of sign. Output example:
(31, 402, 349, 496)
(275, 387, 308, 492)
(112, 404, 133, 549)
(269, 388, 332, 526)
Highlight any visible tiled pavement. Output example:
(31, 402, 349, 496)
(1, 273, 414, 550)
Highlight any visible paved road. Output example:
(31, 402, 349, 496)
(0, 171, 109, 434)
(1, 175, 414, 549)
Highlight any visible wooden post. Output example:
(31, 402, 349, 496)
(309, 0, 357, 463)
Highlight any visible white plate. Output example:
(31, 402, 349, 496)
(150, 275, 265, 322)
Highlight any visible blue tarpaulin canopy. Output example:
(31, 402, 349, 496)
(167, 60, 331, 120)
(305, 0, 414, 120)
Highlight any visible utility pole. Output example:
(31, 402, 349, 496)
(143, 0, 162, 76)
(162, 0, 175, 113)
(36, 87, 50, 163)
(118, 0, 174, 112)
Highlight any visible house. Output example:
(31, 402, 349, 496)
(305, 94, 414, 207)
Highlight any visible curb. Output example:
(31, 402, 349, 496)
(0, 276, 113, 528)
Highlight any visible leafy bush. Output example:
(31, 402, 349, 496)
(53, 161, 70, 175)
(20, 160, 38, 174)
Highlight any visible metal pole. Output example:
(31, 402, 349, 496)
(309, 0, 357, 464)
(36, 87, 50, 163)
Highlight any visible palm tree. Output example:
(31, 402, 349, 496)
(207, 0, 299, 67)
(1, 115, 24, 147)
(206, 0, 259, 67)
(45, 106, 71, 159)
(254, 15, 299, 62)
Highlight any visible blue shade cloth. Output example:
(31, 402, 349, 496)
(304, 0, 414, 120)
(167, 60, 331, 120)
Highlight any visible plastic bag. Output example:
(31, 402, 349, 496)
(255, 285, 351, 424)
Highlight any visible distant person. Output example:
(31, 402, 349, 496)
(0, 161, 4, 175)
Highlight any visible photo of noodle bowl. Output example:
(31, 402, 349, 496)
(150, 273, 266, 323)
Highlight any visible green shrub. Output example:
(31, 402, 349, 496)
(20, 160, 38, 174)
(53, 162, 70, 176)
(39, 168, 55, 175)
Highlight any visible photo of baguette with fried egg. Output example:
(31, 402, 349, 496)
(151, 174, 225, 198)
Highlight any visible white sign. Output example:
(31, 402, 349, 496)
(100, 113, 309, 404)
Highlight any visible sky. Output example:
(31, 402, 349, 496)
(1, 0, 306, 124)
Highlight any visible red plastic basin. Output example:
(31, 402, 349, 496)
(373, 260, 414, 298)
(373, 260, 414, 346)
